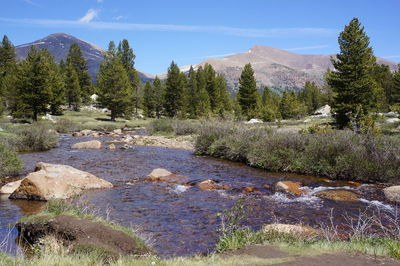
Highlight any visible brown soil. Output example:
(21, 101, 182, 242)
(16, 214, 151, 257)
(224, 244, 399, 266)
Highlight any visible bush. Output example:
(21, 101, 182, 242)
(53, 119, 81, 133)
(12, 122, 59, 152)
(195, 120, 400, 183)
(172, 120, 201, 135)
(0, 143, 23, 178)
(146, 119, 174, 135)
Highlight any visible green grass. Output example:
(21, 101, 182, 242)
(215, 228, 400, 260)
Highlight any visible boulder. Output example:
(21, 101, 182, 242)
(314, 105, 331, 116)
(195, 180, 218, 190)
(80, 129, 93, 136)
(275, 181, 303, 196)
(242, 186, 260, 193)
(0, 180, 22, 194)
(145, 168, 189, 184)
(16, 214, 151, 257)
(245, 118, 263, 124)
(262, 224, 319, 236)
(72, 140, 102, 149)
(387, 118, 400, 123)
(383, 186, 400, 203)
(314, 189, 359, 202)
(9, 162, 113, 201)
(107, 144, 116, 150)
(72, 132, 83, 137)
(113, 129, 122, 134)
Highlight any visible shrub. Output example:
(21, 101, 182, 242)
(12, 122, 59, 152)
(0, 143, 23, 178)
(53, 119, 81, 133)
(195, 120, 400, 183)
(172, 120, 201, 135)
(146, 119, 174, 135)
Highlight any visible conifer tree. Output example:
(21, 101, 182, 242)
(298, 81, 322, 114)
(215, 74, 231, 114)
(152, 76, 164, 118)
(14, 47, 53, 121)
(237, 63, 258, 118)
(64, 63, 81, 111)
(279, 90, 306, 119)
(97, 44, 133, 121)
(204, 64, 219, 112)
(48, 61, 65, 115)
(0, 35, 17, 115)
(392, 66, 400, 105)
(195, 66, 211, 116)
(260, 86, 280, 121)
(186, 66, 198, 118)
(143, 81, 156, 117)
(164, 61, 185, 117)
(327, 18, 377, 128)
(66, 43, 92, 103)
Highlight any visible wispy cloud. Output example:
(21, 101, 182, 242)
(23, 0, 40, 7)
(113, 16, 126, 21)
(78, 9, 99, 23)
(284, 45, 329, 51)
(0, 17, 338, 38)
(96, 0, 103, 3)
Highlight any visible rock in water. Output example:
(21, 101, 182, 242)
(314, 189, 359, 202)
(10, 162, 113, 201)
(383, 186, 400, 203)
(145, 168, 189, 184)
(16, 214, 151, 257)
(0, 180, 22, 194)
(71, 140, 102, 149)
(275, 181, 303, 196)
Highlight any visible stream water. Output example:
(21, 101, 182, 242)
(0, 133, 396, 257)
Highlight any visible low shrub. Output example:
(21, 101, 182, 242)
(172, 120, 201, 135)
(146, 119, 174, 135)
(0, 143, 23, 178)
(53, 119, 81, 133)
(195, 120, 400, 183)
(11, 122, 59, 152)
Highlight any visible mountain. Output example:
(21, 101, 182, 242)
(186, 45, 398, 93)
(15, 33, 153, 82)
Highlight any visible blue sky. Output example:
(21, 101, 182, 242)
(0, 0, 399, 74)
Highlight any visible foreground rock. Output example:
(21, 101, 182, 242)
(71, 140, 102, 149)
(314, 189, 359, 202)
(10, 162, 113, 201)
(274, 181, 303, 196)
(145, 168, 189, 184)
(0, 180, 22, 194)
(186, 179, 230, 190)
(383, 186, 400, 203)
(262, 223, 319, 236)
(17, 214, 151, 257)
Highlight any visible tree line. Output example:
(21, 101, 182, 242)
(1, 17, 399, 128)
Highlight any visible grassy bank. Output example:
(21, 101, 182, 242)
(194, 120, 400, 183)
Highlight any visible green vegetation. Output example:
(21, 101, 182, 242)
(237, 63, 258, 118)
(195, 120, 400, 183)
(11, 122, 59, 152)
(0, 142, 23, 178)
(146, 119, 200, 136)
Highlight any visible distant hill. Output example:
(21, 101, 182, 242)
(182, 45, 398, 94)
(15, 33, 153, 83)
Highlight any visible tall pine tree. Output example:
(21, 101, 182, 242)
(327, 18, 377, 128)
(97, 43, 133, 121)
(0, 35, 17, 115)
(143, 81, 156, 117)
(237, 63, 257, 118)
(153, 76, 164, 118)
(164, 61, 185, 117)
(64, 63, 81, 111)
(66, 43, 92, 103)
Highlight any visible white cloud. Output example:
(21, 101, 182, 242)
(0, 17, 338, 38)
(284, 45, 329, 51)
(23, 0, 40, 7)
(78, 9, 99, 23)
(96, 0, 103, 3)
(113, 16, 126, 21)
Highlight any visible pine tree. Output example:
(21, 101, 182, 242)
(186, 66, 198, 118)
(96, 56, 132, 121)
(14, 47, 54, 121)
(393, 66, 400, 105)
(48, 61, 65, 115)
(372, 64, 393, 108)
(327, 18, 378, 128)
(164, 61, 185, 117)
(153, 76, 164, 118)
(298, 81, 323, 114)
(0, 35, 17, 115)
(260, 86, 280, 121)
(215, 74, 231, 114)
(279, 90, 306, 119)
(66, 43, 92, 103)
(143, 81, 156, 117)
(237, 63, 258, 118)
(64, 63, 81, 111)
(195, 66, 211, 116)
